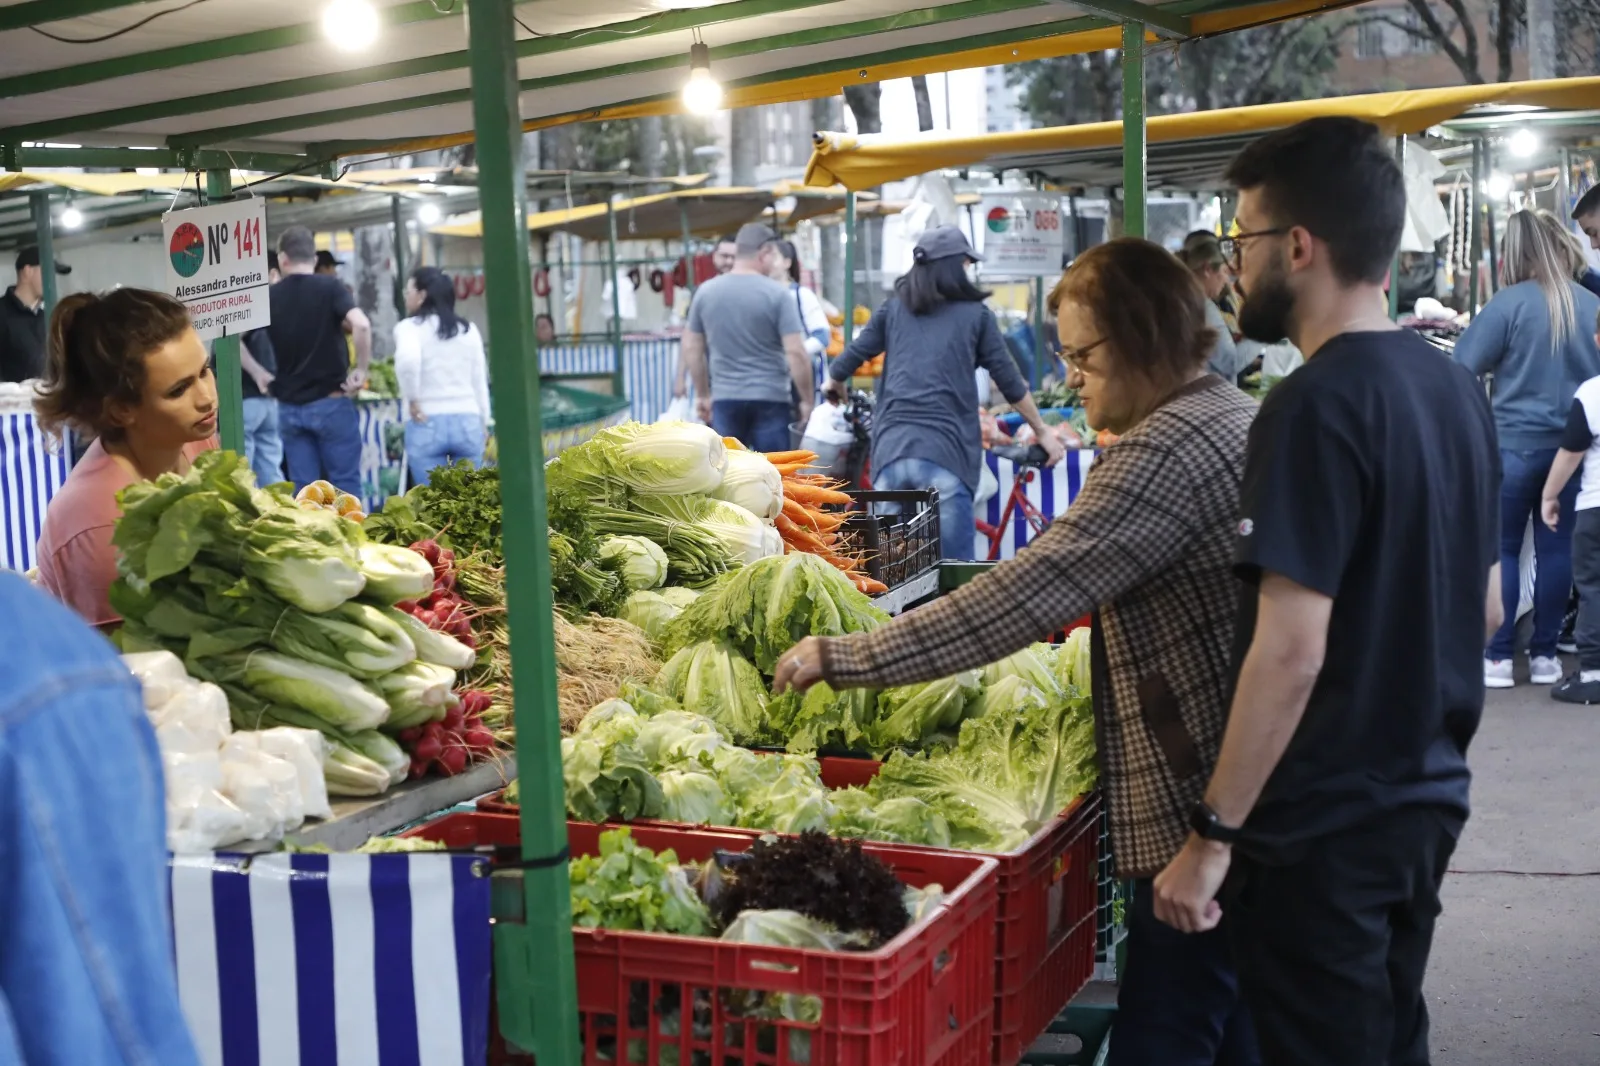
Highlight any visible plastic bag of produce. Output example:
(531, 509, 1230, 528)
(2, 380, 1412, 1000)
(167, 788, 253, 853)
(122, 650, 189, 710)
(151, 679, 233, 754)
(221, 736, 306, 838)
(253, 727, 333, 821)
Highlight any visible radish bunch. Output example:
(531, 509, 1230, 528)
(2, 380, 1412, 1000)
(398, 689, 497, 779)
(393, 539, 476, 649)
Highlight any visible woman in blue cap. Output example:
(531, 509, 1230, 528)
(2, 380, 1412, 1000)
(826, 224, 1064, 559)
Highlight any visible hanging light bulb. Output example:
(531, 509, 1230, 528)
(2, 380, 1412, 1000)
(59, 206, 84, 229)
(681, 41, 723, 115)
(323, 0, 380, 51)
(416, 202, 442, 225)
(1507, 128, 1539, 158)
(1484, 172, 1513, 199)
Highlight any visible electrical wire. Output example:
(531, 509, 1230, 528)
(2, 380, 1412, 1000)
(29, 0, 212, 44)
(513, 11, 668, 41)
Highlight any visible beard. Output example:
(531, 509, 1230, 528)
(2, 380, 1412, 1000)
(1237, 251, 1295, 345)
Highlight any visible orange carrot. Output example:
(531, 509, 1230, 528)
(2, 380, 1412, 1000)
(855, 575, 888, 595)
(771, 462, 815, 477)
(809, 511, 848, 533)
(761, 450, 818, 465)
(781, 498, 820, 530)
(775, 514, 830, 553)
(783, 481, 853, 507)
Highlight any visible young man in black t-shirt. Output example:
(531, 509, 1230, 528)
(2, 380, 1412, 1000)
(266, 226, 371, 495)
(1151, 117, 1502, 1066)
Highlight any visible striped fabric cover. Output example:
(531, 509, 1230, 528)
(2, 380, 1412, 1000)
(169, 851, 493, 1066)
(975, 448, 1098, 560)
(0, 407, 69, 573)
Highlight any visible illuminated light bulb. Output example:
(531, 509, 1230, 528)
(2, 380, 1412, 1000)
(1484, 172, 1512, 199)
(681, 42, 723, 115)
(59, 207, 84, 228)
(416, 202, 442, 225)
(1507, 128, 1539, 158)
(323, 0, 380, 51)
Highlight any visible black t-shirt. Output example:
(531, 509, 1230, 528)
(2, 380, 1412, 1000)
(0, 287, 45, 383)
(239, 327, 277, 400)
(267, 273, 354, 405)
(1231, 329, 1498, 859)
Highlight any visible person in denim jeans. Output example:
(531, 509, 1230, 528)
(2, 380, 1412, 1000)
(1456, 210, 1600, 688)
(394, 266, 491, 487)
(0, 572, 200, 1066)
(826, 226, 1063, 560)
(267, 226, 371, 496)
(239, 327, 283, 486)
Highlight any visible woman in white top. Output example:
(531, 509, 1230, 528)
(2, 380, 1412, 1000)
(393, 266, 491, 487)
(768, 240, 832, 393)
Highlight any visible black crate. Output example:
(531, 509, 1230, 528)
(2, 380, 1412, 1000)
(840, 487, 942, 590)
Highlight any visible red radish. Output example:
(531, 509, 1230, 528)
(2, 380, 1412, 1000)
(409, 756, 430, 780)
(395, 600, 420, 613)
(438, 746, 468, 775)
(442, 705, 465, 731)
(464, 728, 496, 753)
(416, 610, 438, 629)
(434, 570, 457, 593)
(413, 733, 443, 762)
(410, 539, 442, 565)
(439, 548, 455, 567)
(398, 726, 422, 743)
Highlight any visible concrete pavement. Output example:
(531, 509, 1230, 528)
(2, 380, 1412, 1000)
(1428, 674, 1600, 1064)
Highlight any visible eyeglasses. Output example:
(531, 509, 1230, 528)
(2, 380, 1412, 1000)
(1219, 228, 1290, 270)
(1061, 337, 1107, 374)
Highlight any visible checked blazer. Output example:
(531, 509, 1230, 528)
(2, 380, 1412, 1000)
(822, 374, 1257, 876)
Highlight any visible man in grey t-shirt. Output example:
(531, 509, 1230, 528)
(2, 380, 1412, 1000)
(682, 222, 811, 451)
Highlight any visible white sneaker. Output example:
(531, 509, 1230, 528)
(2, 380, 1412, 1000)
(1484, 659, 1515, 689)
(1530, 656, 1563, 685)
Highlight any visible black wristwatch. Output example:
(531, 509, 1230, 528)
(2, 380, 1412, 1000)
(1189, 801, 1243, 845)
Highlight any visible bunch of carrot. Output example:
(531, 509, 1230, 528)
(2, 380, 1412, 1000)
(723, 438, 889, 596)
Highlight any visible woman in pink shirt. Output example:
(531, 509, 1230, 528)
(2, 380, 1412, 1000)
(33, 288, 218, 627)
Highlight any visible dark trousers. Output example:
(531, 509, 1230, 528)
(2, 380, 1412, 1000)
(1226, 807, 1460, 1066)
(711, 399, 792, 453)
(1573, 509, 1600, 671)
(279, 394, 362, 497)
(1489, 447, 1577, 659)
(1110, 879, 1260, 1066)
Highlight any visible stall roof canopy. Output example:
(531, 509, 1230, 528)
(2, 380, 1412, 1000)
(804, 75, 1600, 192)
(0, 0, 1368, 169)
(431, 187, 777, 241)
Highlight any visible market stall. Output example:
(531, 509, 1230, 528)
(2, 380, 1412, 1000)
(0, 1, 1392, 1063)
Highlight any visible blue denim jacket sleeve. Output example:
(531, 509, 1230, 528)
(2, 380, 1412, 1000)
(0, 574, 199, 1066)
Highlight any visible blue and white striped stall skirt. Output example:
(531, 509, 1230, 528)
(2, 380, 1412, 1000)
(170, 851, 493, 1066)
(976, 449, 1098, 560)
(0, 407, 69, 573)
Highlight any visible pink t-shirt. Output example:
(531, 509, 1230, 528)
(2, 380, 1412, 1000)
(36, 437, 216, 627)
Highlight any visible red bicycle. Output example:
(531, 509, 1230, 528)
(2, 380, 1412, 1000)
(975, 443, 1053, 560)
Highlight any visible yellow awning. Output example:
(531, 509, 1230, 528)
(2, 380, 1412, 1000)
(804, 75, 1600, 191)
(431, 187, 776, 242)
(0, 170, 400, 197)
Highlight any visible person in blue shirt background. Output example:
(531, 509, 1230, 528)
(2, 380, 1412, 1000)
(1455, 209, 1600, 691)
(0, 571, 199, 1066)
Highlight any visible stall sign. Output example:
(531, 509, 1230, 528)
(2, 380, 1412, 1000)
(162, 198, 271, 340)
(978, 192, 1065, 277)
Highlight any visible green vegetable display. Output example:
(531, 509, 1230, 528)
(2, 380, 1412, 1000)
(597, 535, 670, 591)
(863, 672, 981, 752)
(664, 553, 888, 673)
(655, 640, 771, 742)
(356, 542, 436, 603)
(569, 827, 711, 936)
(619, 589, 685, 643)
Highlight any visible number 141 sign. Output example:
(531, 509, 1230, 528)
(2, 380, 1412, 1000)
(162, 197, 272, 341)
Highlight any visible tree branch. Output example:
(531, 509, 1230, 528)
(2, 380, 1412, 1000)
(1404, 0, 1484, 83)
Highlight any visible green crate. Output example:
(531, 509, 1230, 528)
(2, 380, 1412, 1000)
(937, 560, 998, 592)
(539, 382, 630, 431)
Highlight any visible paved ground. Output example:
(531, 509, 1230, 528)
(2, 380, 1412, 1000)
(1428, 668, 1600, 1065)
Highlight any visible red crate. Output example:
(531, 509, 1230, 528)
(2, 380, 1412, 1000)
(472, 763, 1100, 1065)
(406, 813, 999, 1066)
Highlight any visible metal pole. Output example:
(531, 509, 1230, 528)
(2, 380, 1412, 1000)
(1485, 141, 1500, 297)
(1067, 193, 1080, 259)
(1389, 135, 1405, 320)
(605, 196, 625, 395)
(679, 202, 697, 300)
(464, 1, 579, 1061)
(1469, 139, 1484, 314)
(1120, 22, 1147, 239)
(205, 170, 245, 455)
(391, 194, 408, 317)
(28, 191, 58, 317)
(1031, 275, 1045, 390)
(844, 191, 857, 346)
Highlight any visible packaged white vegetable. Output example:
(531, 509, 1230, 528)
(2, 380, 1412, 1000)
(151, 681, 232, 753)
(253, 727, 333, 821)
(121, 650, 189, 711)
(167, 789, 252, 853)
(220, 741, 306, 840)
